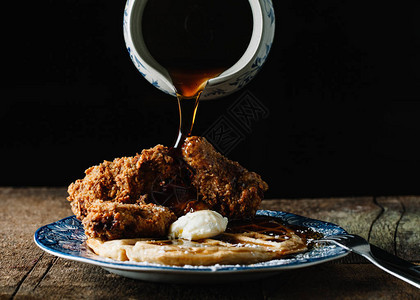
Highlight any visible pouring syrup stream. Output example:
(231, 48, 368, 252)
(170, 67, 224, 148)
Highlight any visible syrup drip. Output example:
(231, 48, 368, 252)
(142, 0, 252, 147)
(171, 67, 225, 148)
(149, 67, 223, 216)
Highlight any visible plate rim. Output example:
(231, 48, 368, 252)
(34, 210, 349, 274)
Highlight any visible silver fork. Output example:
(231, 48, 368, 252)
(317, 234, 420, 289)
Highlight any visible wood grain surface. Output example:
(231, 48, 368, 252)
(1, 188, 419, 299)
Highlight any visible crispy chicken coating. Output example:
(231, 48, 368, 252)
(68, 145, 176, 220)
(67, 137, 268, 240)
(182, 136, 268, 219)
(82, 201, 176, 240)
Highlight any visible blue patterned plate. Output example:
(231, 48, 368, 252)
(34, 210, 349, 283)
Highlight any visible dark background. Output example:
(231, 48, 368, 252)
(2, 1, 420, 198)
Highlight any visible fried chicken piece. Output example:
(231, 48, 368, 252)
(67, 144, 176, 220)
(68, 155, 141, 220)
(67, 136, 268, 240)
(82, 200, 176, 240)
(182, 136, 268, 219)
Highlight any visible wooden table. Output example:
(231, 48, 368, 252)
(1, 188, 419, 299)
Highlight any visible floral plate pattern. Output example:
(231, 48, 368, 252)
(34, 210, 349, 283)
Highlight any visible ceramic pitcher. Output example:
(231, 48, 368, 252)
(123, 0, 275, 100)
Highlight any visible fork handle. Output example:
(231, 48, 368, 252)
(356, 245, 420, 289)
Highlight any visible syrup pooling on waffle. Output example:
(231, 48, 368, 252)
(222, 216, 323, 248)
(226, 217, 299, 242)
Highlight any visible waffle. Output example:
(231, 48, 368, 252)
(86, 219, 307, 266)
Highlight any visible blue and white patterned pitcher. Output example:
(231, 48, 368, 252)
(123, 0, 275, 100)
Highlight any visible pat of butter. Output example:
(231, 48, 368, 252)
(168, 210, 228, 241)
